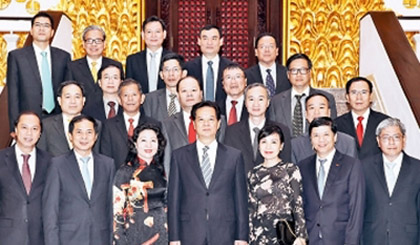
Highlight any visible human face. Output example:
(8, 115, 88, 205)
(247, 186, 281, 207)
(255, 36, 279, 67)
(377, 125, 405, 162)
(287, 58, 311, 91)
(69, 119, 98, 156)
(346, 80, 372, 115)
(142, 21, 167, 51)
(245, 86, 270, 118)
(136, 129, 158, 163)
(30, 17, 54, 44)
(194, 106, 221, 141)
(15, 114, 41, 153)
(197, 28, 223, 58)
(57, 84, 85, 117)
(119, 83, 145, 116)
(99, 67, 122, 95)
(305, 95, 330, 123)
(310, 125, 337, 158)
(259, 133, 283, 163)
(83, 29, 105, 59)
(160, 59, 185, 89)
(177, 77, 203, 110)
(222, 68, 247, 99)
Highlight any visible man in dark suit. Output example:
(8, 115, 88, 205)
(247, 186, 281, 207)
(126, 16, 170, 93)
(0, 111, 51, 245)
(168, 101, 248, 245)
(143, 53, 187, 121)
(43, 115, 114, 245)
(298, 117, 365, 245)
(224, 83, 291, 174)
(269, 53, 337, 137)
(7, 11, 71, 131)
(362, 118, 420, 245)
(82, 64, 124, 122)
(184, 25, 233, 102)
(292, 93, 357, 163)
(100, 79, 160, 169)
(335, 76, 389, 160)
(66, 25, 123, 106)
(245, 33, 291, 97)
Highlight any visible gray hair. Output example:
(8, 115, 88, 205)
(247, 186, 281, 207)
(82, 25, 106, 41)
(375, 118, 406, 136)
(244, 83, 270, 99)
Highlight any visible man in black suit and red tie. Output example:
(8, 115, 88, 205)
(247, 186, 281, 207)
(168, 101, 248, 245)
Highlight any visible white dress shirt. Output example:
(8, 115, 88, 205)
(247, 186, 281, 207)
(351, 108, 371, 135)
(196, 139, 218, 170)
(15, 145, 36, 181)
(123, 111, 140, 132)
(383, 152, 403, 195)
(226, 94, 244, 122)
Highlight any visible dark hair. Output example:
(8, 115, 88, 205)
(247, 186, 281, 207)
(191, 101, 221, 121)
(309, 117, 337, 135)
(98, 64, 124, 81)
(305, 92, 330, 108)
(160, 53, 185, 72)
(31, 12, 54, 28)
(57, 80, 86, 97)
(82, 25, 106, 41)
(255, 32, 279, 48)
(14, 111, 42, 132)
(118, 78, 143, 96)
(222, 63, 247, 79)
(286, 53, 312, 70)
(199, 24, 223, 38)
(345, 76, 373, 94)
(258, 124, 284, 144)
(69, 114, 99, 134)
(142, 15, 166, 31)
(244, 83, 269, 99)
(176, 76, 202, 93)
(126, 123, 166, 175)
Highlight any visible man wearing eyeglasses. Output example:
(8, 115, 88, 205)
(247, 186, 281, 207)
(362, 118, 420, 245)
(269, 53, 337, 137)
(7, 11, 71, 132)
(245, 33, 291, 97)
(334, 77, 389, 160)
(66, 25, 123, 107)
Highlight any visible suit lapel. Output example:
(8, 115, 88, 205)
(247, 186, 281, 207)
(140, 52, 149, 92)
(26, 46, 42, 83)
(5, 148, 28, 197)
(391, 153, 411, 197)
(52, 114, 71, 150)
(305, 155, 321, 199)
(240, 120, 254, 160)
(282, 92, 292, 130)
(372, 155, 391, 196)
(323, 151, 343, 198)
(175, 112, 188, 140)
(209, 144, 225, 189)
(65, 151, 90, 201)
(158, 90, 168, 118)
(363, 110, 379, 148)
(30, 149, 48, 196)
(188, 144, 207, 188)
(90, 153, 103, 201)
(115, 114, 128, 141)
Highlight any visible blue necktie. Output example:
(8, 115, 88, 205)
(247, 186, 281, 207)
(80, 156, 92, 198)
(40, 51, 55, 113)
(206, 61, 214, 101)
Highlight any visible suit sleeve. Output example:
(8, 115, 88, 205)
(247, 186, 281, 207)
(234, 153, 249, 241)
(42, 160, 61, 245)
(167, 153, 181, 241)
(7, 52, 20, 131)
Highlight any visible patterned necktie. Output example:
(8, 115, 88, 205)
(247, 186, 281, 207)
(128, 118, 134, 138)
(91, 61, 98, 83)
(206, 60, 214, 101)
(252, 127, 260, 160)
(228, 100, 238, 126)
(266, 69, 276, 97)
(386, 161, 397, 195)
(80, 156, 92, 197)
(149, 52, 157, 91)
(188, 118, 196, 143)
(292, 94, 305, 137)
(201, 146, 212, 188)
(356, 116, 364, 146)
(107, 101, 116, 119)
(21, 154, 32, 195)
(40, 51, 55, 113)
(317, 159, 327, 198)
(168, 93, 177, 116)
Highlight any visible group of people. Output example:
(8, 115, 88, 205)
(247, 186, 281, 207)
(2, 11, 420, 245)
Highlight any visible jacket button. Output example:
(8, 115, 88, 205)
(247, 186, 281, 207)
(206, 192, 209, 196)
(317, 223, 320, 227)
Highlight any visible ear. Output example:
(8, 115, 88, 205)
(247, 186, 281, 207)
(197, 37, 201, 46)
(159, 71, 164, 80)
(220, 37, 224, 46)
(50, 29, 55, 39)
(345, 94, 350, 103)
(82, 97, 86, 107)
(181, 69, 187, 78)
(140, 93, 146, 105)
(57, 97, 62, 107)
(163, 30, 167, 39)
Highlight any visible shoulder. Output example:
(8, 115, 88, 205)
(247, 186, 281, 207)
(335, 111, 351, 122)
(0, 147, 14, 159)
(36, 147, 52, 161)
(220, 56, 233, 65)
(370, 109, 390, 121)
(185, 56, 201, 66)
(126, 51, 145, 62)
(272, 88, 291, 101)
(93, 152, 114, 165)
(51, 46, 71, 57)
(141, 114, 161, 126)
(146, 88, 165, 98)
(42, 114, 61, 124)
(219, 142, 242, 157)
(275, 62, 287, 71)
(310, 87, 335, 100)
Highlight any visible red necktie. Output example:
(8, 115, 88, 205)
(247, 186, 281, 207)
(188, 118, 196, 143)
(228, 100, 238, 126)
(108, 101, 116, 119)
(128, 118, 134, 138)
(21, 154, 32, 195)
(356, 116, 364, 146)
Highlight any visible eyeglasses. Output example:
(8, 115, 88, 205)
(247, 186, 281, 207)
(34, 22, 52, 29)
(223, 74, 244, 81)
(163, 67, 181, 73)
(84, 39, 104, 45)
(257, 44, 276, 50)
(288, 68, 310, 75)
(349, 90, 370, 96)
(379, 134, 403, 143)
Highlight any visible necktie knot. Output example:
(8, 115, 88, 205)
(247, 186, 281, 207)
(128, 118, 134, 124)
(169, 93, 177, 100)
(253, 127, 260, 135)
(231, 100, 238, 106)
(80, 156, 90, 165)
(150, 52, 157, 58)
(208, 60, 213, 66)
(41, 51, 47, 57)
(266, 68, 272, 74)
(295, 94, 305, 101)
(357, 116, 364, 123)
(319, 158, 327, 166)
(203, 145, 209, 154)
(108, 101, 115, 108)
(22, 154, 31, 162)
(91, 61, 97, 67)
(386, 161, 397, 170)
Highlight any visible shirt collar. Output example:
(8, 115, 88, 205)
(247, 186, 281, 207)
(383, 152, 404, 165)
(351, 108, 371, 122)
(74, 150, 93, 163)
(317, 148, 336, 163)
(196, 138, 218, 150)
(291, 86, 310, 97)
(258, 62, 276, 72)
(202, 54, 220, 65)
(146, 47, 163, 56)
(32, 43, 50, 53)
(86, 56, 103, 66)
(15, 144, 36, 158)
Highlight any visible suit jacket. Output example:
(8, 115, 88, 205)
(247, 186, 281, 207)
(334, 109, 389, 160)
(37, 114, 102, 157)
(291, 131, 357, 163)
(184, 56, 233, 102)
(7, 45, 71, 130)
(216, 98, 248, 125)
(42, 151, 114, 245)
(100, 113, 160, 169)
(125, 49, 171, 93)
(167, 142, 249, 244)
(0, 147, 50, 245)
(245, 62, 291, 95)
(269, 87, 337, 136)
(66, 56, 123, 106)
(82, 97, 123, 123)
(142, 88, 175, 122)
(362, 153, 420, 245)
(224, 119, 291, 174)
(298, 150, 365, 245)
